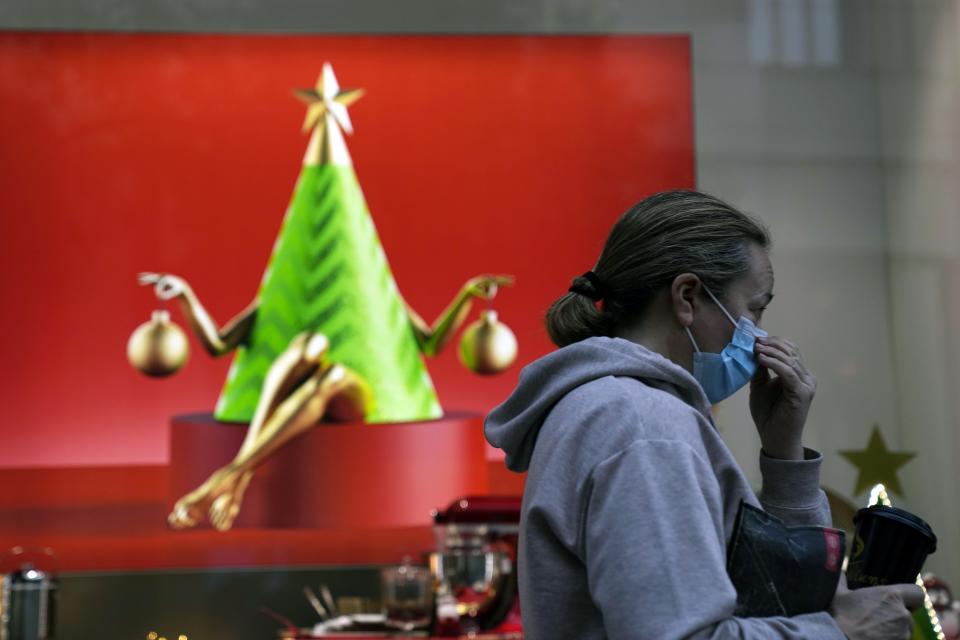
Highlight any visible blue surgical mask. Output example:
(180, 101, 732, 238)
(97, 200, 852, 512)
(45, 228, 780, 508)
(685, 286, 768, 405)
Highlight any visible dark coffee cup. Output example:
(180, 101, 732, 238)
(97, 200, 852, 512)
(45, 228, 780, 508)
(846, 505, 937, 589)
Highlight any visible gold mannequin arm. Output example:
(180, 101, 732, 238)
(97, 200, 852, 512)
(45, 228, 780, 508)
(179, 293, 257, 357)
(139, 272, 257, 357)
(406, 274, 514, 358)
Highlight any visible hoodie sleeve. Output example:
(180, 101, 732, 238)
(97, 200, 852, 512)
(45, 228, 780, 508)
(582, 439, 844, 640)
(758, 447, 833, 527)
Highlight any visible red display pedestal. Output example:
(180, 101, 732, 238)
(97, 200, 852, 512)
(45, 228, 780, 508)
(170, 411, 490, 529)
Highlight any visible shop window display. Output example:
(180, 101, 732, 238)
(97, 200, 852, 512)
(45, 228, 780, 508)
(1, 1, 958, 638)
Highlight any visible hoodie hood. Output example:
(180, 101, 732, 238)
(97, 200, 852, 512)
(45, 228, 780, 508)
(484, 336, 712, 472)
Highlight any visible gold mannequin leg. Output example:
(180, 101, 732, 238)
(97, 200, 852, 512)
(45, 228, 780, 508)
(168, 332, 373, 531)
(245, 331, 331, 448)
(168, 331, 327, 530)
(224, 331, 331, 521)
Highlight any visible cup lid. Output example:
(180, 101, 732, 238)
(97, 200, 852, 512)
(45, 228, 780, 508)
(854, 505, 938, 553)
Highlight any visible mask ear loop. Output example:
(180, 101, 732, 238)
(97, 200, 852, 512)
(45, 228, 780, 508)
(701, 284, 739, 328)
(684, 283, 708, 353)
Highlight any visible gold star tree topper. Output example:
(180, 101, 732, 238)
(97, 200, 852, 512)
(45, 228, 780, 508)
(839, 425, 916, 497)
(293, 62, 364, 167)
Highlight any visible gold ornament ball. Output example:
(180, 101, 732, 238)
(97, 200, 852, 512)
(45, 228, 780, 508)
(127, 310, 190, 377)
(459, 309, 518, 375)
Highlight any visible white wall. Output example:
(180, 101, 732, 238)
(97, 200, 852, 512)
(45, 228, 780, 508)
(702, 0, 960, 585)
(874, 0, 960, 587)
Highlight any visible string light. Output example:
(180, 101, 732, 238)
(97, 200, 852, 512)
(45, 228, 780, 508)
(868, 482, 891, 507)
(866, 484, 944, 640)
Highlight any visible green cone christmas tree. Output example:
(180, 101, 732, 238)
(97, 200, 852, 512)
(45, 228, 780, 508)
(214, 63, 442, 424)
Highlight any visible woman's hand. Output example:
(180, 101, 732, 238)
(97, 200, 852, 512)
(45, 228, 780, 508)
(830, 574, 924, 639)
(748, 335, 816, 460)
(138, 272, 191, 301)
(464, 274, 515, 300)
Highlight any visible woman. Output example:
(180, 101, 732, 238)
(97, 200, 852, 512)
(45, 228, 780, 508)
(484, 191, 922, 639)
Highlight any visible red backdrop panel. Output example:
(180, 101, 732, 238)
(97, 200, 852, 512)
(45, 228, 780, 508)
(0, 33, 694, 468)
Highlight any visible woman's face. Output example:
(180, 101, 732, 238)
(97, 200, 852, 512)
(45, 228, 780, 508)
(691, 243, 774, 353)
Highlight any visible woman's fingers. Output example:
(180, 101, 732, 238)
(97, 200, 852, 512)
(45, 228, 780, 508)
(750, 360, 771, 385)
(756, 337, 814, 383)
(889, 583, 925, 611)
(755, 354, 816, 404)
(755, 342, 816, 395)
(757, 335, 800, 359)
(756, 351, 815, 397)
(756, 342, 798, 368)
(756, 351, 801, 385)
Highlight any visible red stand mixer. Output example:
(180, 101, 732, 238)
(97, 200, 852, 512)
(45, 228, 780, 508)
(430, 496, 523, 636)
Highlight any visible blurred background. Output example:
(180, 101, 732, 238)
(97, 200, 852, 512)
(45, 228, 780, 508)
(1, 1, 958, 638)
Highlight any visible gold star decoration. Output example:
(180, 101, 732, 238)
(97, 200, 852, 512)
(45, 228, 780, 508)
(292, 62, 364, 166)
(839, 425, 915, 497)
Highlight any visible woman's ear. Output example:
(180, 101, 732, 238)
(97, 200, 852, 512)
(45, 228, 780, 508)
(671, 273, 701, 328)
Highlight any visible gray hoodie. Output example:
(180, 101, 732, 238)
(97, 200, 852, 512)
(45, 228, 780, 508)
(484, 336, 845, 639)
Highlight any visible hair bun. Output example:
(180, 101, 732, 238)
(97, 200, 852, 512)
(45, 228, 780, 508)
(569, 271, 604, 300)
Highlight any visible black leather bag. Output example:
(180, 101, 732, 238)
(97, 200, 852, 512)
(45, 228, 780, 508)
(727, 500, 845, 617)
